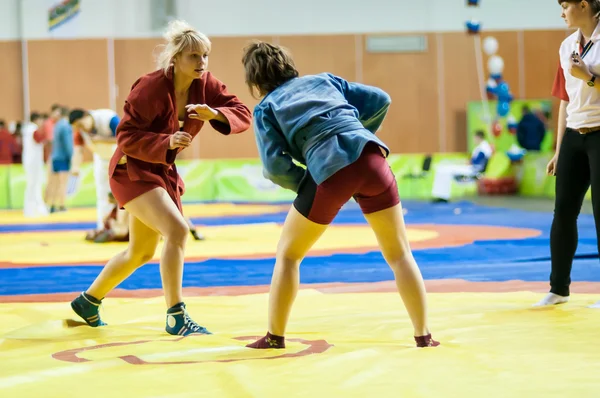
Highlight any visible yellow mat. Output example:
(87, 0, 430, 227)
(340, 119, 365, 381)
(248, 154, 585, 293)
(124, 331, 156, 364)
(1, 292, 599, 397)
(0, 225, 438, 264)
(0, 203, 289, 224)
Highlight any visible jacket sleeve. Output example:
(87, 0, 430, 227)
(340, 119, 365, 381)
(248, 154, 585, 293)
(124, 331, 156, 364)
(205, 73, 252, 135)
(33, 128, 45, 144)
(328, 73, 391, 134)
(254, 109, 305, 192)
(116, 77, 177, 165)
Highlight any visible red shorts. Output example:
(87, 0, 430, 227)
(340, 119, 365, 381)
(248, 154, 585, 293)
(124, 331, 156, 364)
(110, 164, 183, 213)
(294, 142, 400, 225)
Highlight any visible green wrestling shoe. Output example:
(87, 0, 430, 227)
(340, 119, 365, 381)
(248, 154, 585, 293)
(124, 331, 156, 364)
(71, 292, 107, 327)
(165, 302, 211, 336)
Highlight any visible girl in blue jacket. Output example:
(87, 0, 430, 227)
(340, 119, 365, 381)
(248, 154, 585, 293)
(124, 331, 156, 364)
(243, 41, 439, 349)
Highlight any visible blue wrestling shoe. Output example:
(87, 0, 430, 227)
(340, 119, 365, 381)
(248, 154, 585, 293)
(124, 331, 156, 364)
(165, 302, 211, 336)
(71, 292, 107, 327)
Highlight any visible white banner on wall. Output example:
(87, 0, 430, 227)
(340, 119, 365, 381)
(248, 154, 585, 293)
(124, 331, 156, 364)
(47, 0, 81, 37)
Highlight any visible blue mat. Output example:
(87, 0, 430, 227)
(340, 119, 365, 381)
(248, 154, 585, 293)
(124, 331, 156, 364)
(2, 253, 600, 296)
(1, 201, 598, 296)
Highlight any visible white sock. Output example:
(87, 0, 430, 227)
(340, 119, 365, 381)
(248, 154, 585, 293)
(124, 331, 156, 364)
(533, 293, 569, 307)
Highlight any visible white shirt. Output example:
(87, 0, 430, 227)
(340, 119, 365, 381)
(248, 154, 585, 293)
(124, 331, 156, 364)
(472, 140, 493, 159)
(82, 109, 119, 161)
(559, 21, 600, 129)
(471, 140, 493, 172)
(21, 122, 43, 166)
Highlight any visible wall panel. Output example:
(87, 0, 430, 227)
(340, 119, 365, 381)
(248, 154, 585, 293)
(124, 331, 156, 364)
(114, 38, 163, 116)
(362, 33, 440, 154)
(4, 28, 572, 158)
(28, 39, 110, 113)
(0, 41, 23, 122)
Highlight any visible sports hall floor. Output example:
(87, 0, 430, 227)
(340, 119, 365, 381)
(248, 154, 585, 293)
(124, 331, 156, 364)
(1, 197, 599, 397)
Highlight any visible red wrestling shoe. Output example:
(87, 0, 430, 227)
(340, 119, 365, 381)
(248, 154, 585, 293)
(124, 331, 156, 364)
(415, 334, 440, 347)
(246, 332, 285, 349)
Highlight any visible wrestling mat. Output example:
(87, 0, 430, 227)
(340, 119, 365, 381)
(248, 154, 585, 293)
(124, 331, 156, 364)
(1, 201, 599, 397)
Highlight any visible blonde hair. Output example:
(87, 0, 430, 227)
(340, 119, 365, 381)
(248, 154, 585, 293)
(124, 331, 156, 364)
(155, 20, 211, 73)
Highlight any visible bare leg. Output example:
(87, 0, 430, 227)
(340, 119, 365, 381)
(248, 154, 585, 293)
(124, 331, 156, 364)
(45, 172, 58, 209)
(53, 172, 68, 209)
(117, 188, 189, 308)
(44, 165, 56, 204)
(247, 206, 327, 348)
(74, 188, 208, 334)
(269, 207, 328, 335)
(120, 189, 209, 334)
(86, 214, 160, 299)
(363, 203, 431, 338)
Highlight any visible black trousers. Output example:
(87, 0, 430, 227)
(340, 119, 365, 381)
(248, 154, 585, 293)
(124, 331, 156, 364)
(550, 128, 600, 296)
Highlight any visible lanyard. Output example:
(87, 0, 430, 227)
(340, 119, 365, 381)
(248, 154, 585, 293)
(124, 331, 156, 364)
(581, 39, 594, 59)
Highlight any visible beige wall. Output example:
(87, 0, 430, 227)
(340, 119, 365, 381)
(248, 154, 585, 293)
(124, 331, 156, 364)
(0, 29, 568, 157)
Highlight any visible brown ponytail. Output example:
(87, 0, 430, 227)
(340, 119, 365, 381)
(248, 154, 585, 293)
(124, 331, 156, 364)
(241, 41, 299, 98)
